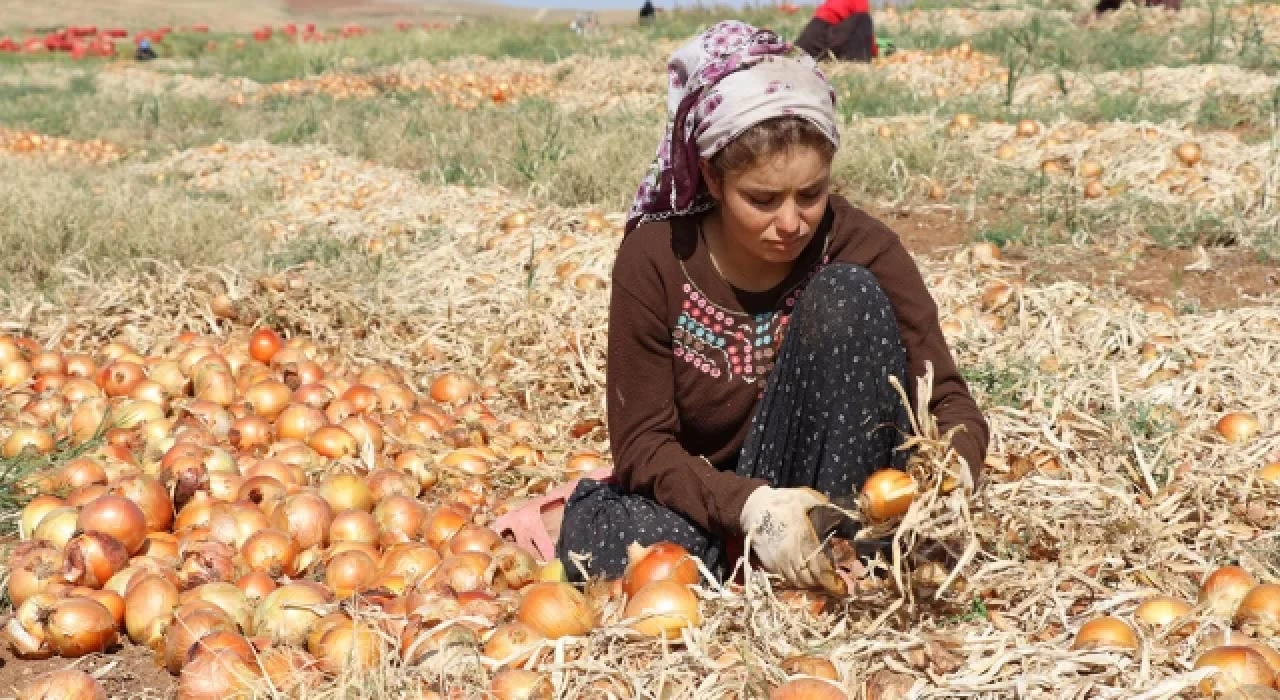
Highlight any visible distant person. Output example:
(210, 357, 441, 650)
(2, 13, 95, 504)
(135, 38, 157, 61)
(640, 0, 657, 22)
(795, 0, 877, 62)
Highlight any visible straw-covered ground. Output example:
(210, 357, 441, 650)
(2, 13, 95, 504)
(1, 1, 1279, 698)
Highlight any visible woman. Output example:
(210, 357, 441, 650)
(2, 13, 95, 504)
(494, 21, 987, 593)
(795, 0, 878, 63)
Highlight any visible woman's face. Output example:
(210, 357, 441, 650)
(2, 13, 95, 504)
(701, 145, 832, 266)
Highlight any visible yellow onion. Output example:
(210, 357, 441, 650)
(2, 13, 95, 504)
(8, 544, 63, 606)
(490, 669, 554, 700)
(622, 542, 700, 597)
(253, 582, 331, 647)
(624, 580, 701, 639)
(861, 469, 917, 522)
(781, 656, 840, 680)
(374, 495, 425, 546)
(324, 549, 377, 599)
(240, 528, 301, 578)
(1201, 566, 1258, 618)
(492, 543, 539, 591)
(15, 669, 106, 700)
(1133, 595, 1195, 638)
(318, 472, 373, 512)
(270, 491, 333, 550)
(19, 495, 65, 540)
(5, 593, 56, 659)
(256, 647, 323, 695)
(330, 509, 379, 546)
(1237, 584, 1280, 636)
(177, 648, 261, 700)
(33, 506, 81, 549)
(379, 543, 442, 585)
(1195, 646, 1274, 697)
(78, 495, 147, 554)
(1217, 413, 1262, 444)
(312, 621, 383, 673)
(1070, 616, 1138, 651)
(108, 474, 174, 533)
(422, 505, 468, 549)
(483, 621, 546, 668)
(164, 607, 237, 674)
(62, 531, 130, 588)
(516, 582, 594, 639)
(770, 678, 847, 700)
(125, 574, 180, 648)
(208, 502, 270, 550)
(181, 583, 253, 634)
(46, 597, 119, 657)
(235, 571, 277, 602)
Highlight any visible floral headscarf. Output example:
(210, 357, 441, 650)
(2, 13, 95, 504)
(625, 21, 840, 234)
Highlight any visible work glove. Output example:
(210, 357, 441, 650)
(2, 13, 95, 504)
(739, 486, 845, 594)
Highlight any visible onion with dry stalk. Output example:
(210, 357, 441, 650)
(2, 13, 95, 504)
(253, 582, 330, 648)
(861, 469, 917, 522)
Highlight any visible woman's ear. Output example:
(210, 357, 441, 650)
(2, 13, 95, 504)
(699, 159, 724, 201)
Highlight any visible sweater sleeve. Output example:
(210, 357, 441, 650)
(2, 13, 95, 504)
(863, 233, 990, 485)
(606, 276, 767, 537)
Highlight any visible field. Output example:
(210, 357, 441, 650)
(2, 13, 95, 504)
(1, 0, 1279, 698)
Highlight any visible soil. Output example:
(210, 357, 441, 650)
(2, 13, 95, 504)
(871, 204, 1279, 310)
(0, 640, 175, 698)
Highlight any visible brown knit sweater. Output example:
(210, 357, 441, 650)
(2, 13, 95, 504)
(606, 195, 988, 538)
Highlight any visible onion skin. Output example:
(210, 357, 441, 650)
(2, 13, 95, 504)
(624, 580, 701, 639)
(62, 531, 131, 588)
(46, 597, 119, 657)
(15, 669, 107, 700)
(516, 582, 594, 639)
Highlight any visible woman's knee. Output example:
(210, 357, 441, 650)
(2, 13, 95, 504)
(801, 263, 892, 315)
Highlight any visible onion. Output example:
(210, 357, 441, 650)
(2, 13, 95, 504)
(6, 593, 55, 659)
(1133, 595, 1195, 638)
(1218, 413, 1262, 444)
(62, 531, 130, 588)
(400, 619, 479, 665)
(242, 379, 291, 421)
(1237, 584, 1280, 636)
(1259, 463, 1280, 486)
(442, 447, 493, 476)
(249, 328, 284, 364)
(33, 506, 81, 549)
(622, 542, 700, 597)
(293, 383, 335, 409)
(2, 427, 54, 458)
(309, 425, 358, 459)
(46, 597, 119, 657)
(490, 669, 553, 700)
(227, 415, 271, 453)
(275, 404, 327, 441)
(98, 361, 146, 397)
(208, 503, 270, 549)
(241, 528, 301, 578)
(186, 630, 255, 667)
(781, 656, 839, 680)
(8, 543, 63, 606)
(181, 583, 253, 633)
(624, 580, 700, 639)
(1175, 142, 1203, 167)
(423, 505, 469, 549)
(19, 495, 64, 540)
(379, 543, 442, 585)
(483, 621, 546, 667)
(516, 582, 594, 639)
(861, 469, 917, 522)
(78, 495, 148, 554)
(175, 492, 218, 532)
(15, 669, 106, 700)
(125, 574, 181, 647)
(177, 648, 261, 700)
(1195, 646, 1274, 697)
(235, 571, 277, 601)
(1015, 119, 1040, 138)
(330, 509, 379, 545)
(1070, 616, 1138, 651)
(0, 359, 34, 390)
(341, 384, 377, 414)
(236, 475, 288, 511)
(313, 621, 383, 673)
(430, 552, 494, 594)
(319, 472, 374, 512)
(270, 491, 333, 550)
(140, 532, 181, 562)
(448, 524, 501, 555)
(109, 474, 174, 533)
(374, 495, 425, 546)
(165, 607, 237, 673)
(73, 587, 125, 630)
(62, 457, 109, 490)
(366, 468, 420, 500)
(325, 549, 377, 598)
(430, 373, 479, 404)
(1201, 566, 1258, 618)
(492, 543, 539, 591)
(396, 450, 439, 490)
(253, 582, 331, 647)
(770, 678, 847, 700)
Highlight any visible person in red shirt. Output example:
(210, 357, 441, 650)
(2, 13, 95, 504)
(795, 0, 877, 62)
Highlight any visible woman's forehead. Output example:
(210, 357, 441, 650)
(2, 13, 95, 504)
(732, 150, 831, 189)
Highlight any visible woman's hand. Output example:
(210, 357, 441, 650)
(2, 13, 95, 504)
(740, 486, 844, 594)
